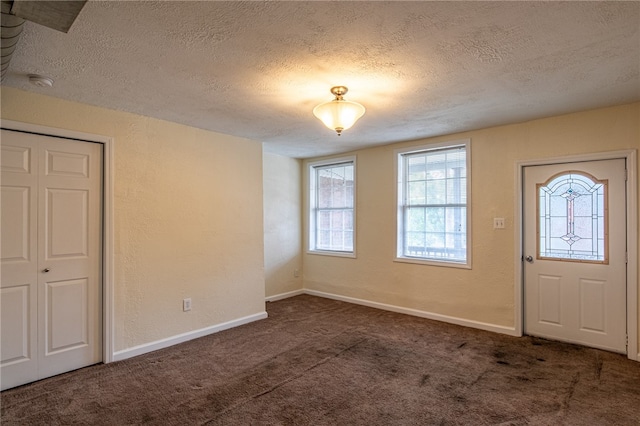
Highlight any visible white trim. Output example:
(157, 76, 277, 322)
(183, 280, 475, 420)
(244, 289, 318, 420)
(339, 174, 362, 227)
(306, 250, 356, 259)
(0, 119, 116, 363)
(103, 135, 115, 363)
(265, 289, 304, 302)
(626, 151, 638, 361)
(112, 311, 268, 362)
(515, 150, 638, 361)
(514, 161, 524, 337)
(304, 289, 519, 337)
(393, 257, 471, 269)
(0, 119, 112, 145)
(394, 139, 472, 268)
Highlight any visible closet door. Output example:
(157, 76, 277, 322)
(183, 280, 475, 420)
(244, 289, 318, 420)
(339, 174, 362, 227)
(1, 130, 103, 390)
(1, 133, 39, 388)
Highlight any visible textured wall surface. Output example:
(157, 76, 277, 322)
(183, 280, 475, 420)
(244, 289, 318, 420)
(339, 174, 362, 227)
(1, 87, 266, 352)
(303, 103, 640, 344)
(263, 153, 303, 297)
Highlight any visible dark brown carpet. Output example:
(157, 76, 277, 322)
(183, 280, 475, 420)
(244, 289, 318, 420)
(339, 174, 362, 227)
(2, 294, 639, 425)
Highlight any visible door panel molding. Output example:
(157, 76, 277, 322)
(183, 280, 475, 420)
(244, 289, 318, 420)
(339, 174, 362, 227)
(538, 274, 562, 325)
(516, 150, 638, 361)
(579, 278, 606, 333)
(46, 188, 90, 259)
(45, 277, 89, 354)
(0, 119, 115, 365)
(1, 186, 31, 262)
(0, 285, 31, 364)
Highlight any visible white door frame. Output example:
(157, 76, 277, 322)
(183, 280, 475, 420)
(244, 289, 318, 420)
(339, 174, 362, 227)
(515, 150, 638, 361)
(1, 119, 115, 364)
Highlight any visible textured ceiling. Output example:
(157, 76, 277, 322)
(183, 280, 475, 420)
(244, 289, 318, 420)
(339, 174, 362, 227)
(3, 1, 639, 158)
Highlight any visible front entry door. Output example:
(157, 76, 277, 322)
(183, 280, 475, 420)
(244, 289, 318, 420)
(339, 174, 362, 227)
(1, 130, 103, 390)
(523, 159, 627, 353)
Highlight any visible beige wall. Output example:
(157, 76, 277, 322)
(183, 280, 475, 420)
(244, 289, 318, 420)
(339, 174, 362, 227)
(303, 103, 640, 342)
(263, 153, 303, 297)
(1, 87, 266, 352)
(3, 86, 637, 357)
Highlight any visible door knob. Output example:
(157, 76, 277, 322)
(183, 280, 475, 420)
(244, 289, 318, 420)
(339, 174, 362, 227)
(525, 256, 533, 263)
(43, 268, 51, 273)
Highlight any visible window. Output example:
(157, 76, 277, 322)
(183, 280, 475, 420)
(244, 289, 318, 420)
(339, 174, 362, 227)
(309, 156, 355, 256)
(538, 171, 607, 263)
(396, 141, 470, 267)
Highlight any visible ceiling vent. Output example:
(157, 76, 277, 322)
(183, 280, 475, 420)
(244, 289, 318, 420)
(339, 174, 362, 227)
(1, 1, 24, 82)
(1, 0, 87, 82)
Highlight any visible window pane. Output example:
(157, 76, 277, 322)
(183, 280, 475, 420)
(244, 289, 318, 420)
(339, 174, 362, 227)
(344, 211, 353, 231)
(408, 156, 426, 181)
(447, 176, 465, 204)
(318, 170, 332, 208)
(344, 231, 353, 249)
(331, 230, 344, 248)
(423, 179, 442, 204)
(406, 207, 427, 232)
(330, 210, 343, 228)
(408, 181, 426, 204)
(318, 230, 330, 248)
(318, 211, 330, 228)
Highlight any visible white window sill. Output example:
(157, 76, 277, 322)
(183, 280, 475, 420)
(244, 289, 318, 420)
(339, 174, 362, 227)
(394, 256, 471, 269)
(308, 250, 356, 259)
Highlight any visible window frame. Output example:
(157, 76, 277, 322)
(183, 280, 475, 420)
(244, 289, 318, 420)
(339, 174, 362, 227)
(308, 155, 357, 258)
(395, 140, 472, 268)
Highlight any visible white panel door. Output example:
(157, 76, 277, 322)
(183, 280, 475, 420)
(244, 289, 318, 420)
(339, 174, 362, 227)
(523, 159, 627, 353)
(1, 135, 39, 388)
(1, 130, 103, 390)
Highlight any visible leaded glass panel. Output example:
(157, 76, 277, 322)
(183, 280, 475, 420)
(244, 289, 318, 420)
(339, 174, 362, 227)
(537, 171, 607, 263)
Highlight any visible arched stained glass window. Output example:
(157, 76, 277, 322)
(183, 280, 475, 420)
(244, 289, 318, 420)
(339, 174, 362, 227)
(537, 171, 608, 263)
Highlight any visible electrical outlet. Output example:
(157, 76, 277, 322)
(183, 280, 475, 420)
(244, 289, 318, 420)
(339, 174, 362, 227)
(294, 269, 300, 278)
(183, 298, 192, 312)
(493, 218, 505, 229)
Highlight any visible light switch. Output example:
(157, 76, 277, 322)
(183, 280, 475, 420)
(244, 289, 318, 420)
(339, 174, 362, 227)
(494, 218, 505, 229)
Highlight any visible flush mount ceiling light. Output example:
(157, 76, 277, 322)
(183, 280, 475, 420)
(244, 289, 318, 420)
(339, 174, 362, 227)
(313, 86, 365, 136)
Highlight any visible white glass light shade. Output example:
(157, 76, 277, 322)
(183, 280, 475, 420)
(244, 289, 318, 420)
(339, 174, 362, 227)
(313, 99, 366, 135)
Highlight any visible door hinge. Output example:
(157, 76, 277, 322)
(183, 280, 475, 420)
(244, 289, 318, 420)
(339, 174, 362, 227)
(625, 168, 628, 182)
(626, 251, 629, 264)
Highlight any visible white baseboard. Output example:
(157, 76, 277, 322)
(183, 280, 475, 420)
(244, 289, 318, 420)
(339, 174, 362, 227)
(265, 289, 304, 302)
(303, 289, 519, 337)
(112, 311, 268, 362)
